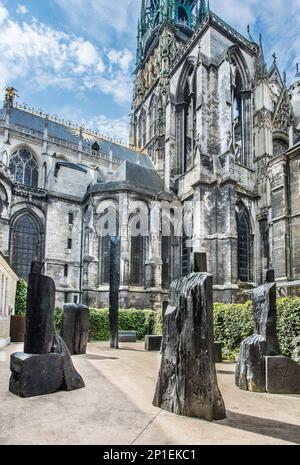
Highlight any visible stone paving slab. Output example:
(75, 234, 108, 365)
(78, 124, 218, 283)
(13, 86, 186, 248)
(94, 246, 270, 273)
(0, 342, 300, 445)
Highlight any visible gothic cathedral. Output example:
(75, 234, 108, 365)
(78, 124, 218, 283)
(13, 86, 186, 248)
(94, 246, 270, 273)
(1, 0, 300, 309)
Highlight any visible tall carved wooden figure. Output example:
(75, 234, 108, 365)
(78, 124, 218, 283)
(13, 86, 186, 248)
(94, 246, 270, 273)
(109, 237, 121, 349)
(9, 261, 85, 398)
(153, 254, 226, 421)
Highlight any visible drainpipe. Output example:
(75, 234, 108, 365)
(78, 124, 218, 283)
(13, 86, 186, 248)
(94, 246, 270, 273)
(79, 205, 84, 303)
(287, 157, 293, 282)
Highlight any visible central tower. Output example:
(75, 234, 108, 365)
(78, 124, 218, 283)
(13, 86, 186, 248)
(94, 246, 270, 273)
(137, 1, 204, 67)
(131, 1, 208, 162)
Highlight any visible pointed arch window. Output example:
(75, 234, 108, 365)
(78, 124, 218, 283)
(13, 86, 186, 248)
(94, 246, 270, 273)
(176, 62, 196, 174)
(236, 205, 252, 282)
(138, 109, 147, 149)
(99, 210, 119, 285)
(149, 95, 157, 139)
(0, 184, 8, 218)
(11, 212, 44, 280)
(130, 211, 147, 286)
(9, 148, 38, 188)
(161, 216, 174, 288)
(273, 137, 288, 156)
(233, 71, 243, 163)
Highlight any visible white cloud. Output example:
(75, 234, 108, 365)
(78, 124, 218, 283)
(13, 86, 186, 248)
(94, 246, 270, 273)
(86, 114, 129, 142)
(213, 0, 300, 83)
(54, 0, 140, 46)
(17, 4, 28, 15)
(0, 1, 134, 104)
(0, 3, 8, 25)
(59, 105, 130, 142)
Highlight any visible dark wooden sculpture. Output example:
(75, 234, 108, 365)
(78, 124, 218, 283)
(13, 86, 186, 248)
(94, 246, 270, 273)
(235, 269, 280, 392)
(153, 263, 226, 421)
(109, 237, 120, 349)
(9, 261, 84, 398)
(61, 302, 90, 355)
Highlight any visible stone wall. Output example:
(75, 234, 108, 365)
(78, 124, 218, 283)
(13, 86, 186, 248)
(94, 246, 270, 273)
(0, 252, 18, 348)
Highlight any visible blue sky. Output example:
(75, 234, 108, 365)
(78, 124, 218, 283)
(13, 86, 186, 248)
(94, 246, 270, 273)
(0, 0, 299, 142)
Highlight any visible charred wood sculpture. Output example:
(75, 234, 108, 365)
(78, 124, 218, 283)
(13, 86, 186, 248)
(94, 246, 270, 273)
(61, 301, 90, 355)
(153, 262, 226, 421)
(236, 269, 300, 394)
(9, 261, 84, 398)
(235, 270, 280, 392)
(109, 237, 120, 349)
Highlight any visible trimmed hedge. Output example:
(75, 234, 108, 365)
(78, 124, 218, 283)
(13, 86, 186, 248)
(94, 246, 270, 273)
(214, 298, 300, 360)
(15, 279, 28, 315)
(53, 298, 300, 360)
(54, 307, 162, 341)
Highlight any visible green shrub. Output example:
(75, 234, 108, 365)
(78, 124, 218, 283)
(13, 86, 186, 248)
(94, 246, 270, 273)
(213, 301, 254, 360)
(54, 298, 300, 359)
(277, 298, 300, 357)
(54, 307, 159, 341)
(213, 298, 300, 360)
(153, 311, 163, 336)
(15, 279, 28, 315)
(54, 308, 63, 332)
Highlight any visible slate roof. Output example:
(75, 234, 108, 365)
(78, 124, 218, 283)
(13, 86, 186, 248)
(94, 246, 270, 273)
(86, 160, 167, 198)
(123, 160, 164, 193)
(0, 106, 154, 170)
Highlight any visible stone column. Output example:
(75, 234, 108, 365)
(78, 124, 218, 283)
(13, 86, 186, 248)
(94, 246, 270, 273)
(146, 201, 162, 308)
(119, 192, 129, 289)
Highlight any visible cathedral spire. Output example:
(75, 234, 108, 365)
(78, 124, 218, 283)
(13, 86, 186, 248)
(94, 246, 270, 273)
(198, 0, 208, 23)
(255, 34, 267, 81)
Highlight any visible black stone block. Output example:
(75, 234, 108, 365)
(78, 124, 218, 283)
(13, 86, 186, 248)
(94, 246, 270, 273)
(61, 304, 90, 355)
(145, 335, 162, 351)
(266, 356, 300, 394)
(9, 352, 64, 398)
(213, 342, 222, 363)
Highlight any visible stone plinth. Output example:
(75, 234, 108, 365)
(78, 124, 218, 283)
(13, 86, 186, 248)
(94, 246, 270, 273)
(266, 356, 300, 394)
(145, 335, 162, 351)
(9, 353, 64, 398)
(153, 273, 226, 421)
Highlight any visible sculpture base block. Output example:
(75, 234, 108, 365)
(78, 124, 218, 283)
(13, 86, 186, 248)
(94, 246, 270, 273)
(214, 342, 222, 363)
(145, 335, 162, 351)
(9, 353, 64, 398)
(266, 356, 300, 394)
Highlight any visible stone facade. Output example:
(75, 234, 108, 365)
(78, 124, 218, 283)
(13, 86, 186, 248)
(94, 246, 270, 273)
(130, 1, 300, 301)
(1, 1, 300, 309)
(0, 252, 18, 348)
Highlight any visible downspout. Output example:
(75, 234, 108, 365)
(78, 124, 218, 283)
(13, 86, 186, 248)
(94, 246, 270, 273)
(79, 205, 84, 303)
(287, 157, 293, 282)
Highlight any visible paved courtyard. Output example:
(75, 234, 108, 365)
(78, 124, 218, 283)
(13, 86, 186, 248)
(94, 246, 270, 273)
(1, 342, 300, 445)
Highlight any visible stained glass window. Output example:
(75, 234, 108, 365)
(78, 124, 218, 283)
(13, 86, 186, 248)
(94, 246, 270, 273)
(12, 213, 43, 280)
(237, 208, 252, 282)
(130, 234, 145, 286)
(9, 148, 38, 188)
